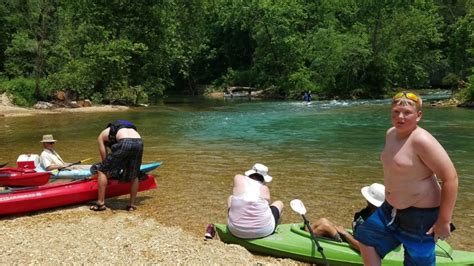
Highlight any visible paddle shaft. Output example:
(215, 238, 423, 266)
(302, 214, 329, 266)
(69, 158, 92, 167)
(57, 158, 92, 171)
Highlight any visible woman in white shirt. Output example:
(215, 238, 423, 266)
(227, 163, 284, 239)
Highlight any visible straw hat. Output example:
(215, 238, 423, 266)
(40, 134, 57, 143)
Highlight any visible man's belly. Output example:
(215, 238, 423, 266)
(385, 177, 441, 209)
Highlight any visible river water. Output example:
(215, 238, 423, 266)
(1, 96, 473, 251)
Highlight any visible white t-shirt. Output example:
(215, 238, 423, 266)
(40, 149, 65, 169)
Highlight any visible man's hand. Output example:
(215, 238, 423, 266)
(426, 220, 451, 241)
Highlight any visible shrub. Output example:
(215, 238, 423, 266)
(1, 78, 37, 106)
(459, 75, 474, 102)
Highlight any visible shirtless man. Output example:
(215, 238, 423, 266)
(355, 92, 458, 265)
(90, 120, 143, 212)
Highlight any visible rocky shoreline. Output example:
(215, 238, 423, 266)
(0, 93, 130, 117)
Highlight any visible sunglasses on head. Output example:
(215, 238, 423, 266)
(393, 92, 420, 103)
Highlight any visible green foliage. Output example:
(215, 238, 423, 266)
(90, 92, 103, 104)
(442, 73, 460, 88)
(45, 59, 96, 96)
(0, 77, 7, 93)
(1, 78, 38, 106)
(4, 32, 36, 77)
(247, 1, 309, 94)
(219, 68, 259, 88)
(104, 84, 148, 105)
(457, 3, 474, 103)
(459, 76, 474, 102)
(356, 2, 445, 91)
(286, 68, 320, 99)
(306, 26, 372, 98)
(0, 0, 473, 103)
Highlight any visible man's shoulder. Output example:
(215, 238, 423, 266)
(386, 127, 396, 136)
(40, 149, 52, 156)
(411, 127, 436, 146)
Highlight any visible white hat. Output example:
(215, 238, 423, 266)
(40, 134, 57, 143)
(361, 183, 385, 207)
(244, 163, 272, 183)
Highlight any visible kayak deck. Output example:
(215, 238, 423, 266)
(215, 223, 474, 265)
(0, 174, 157, 216)
(0, 168, 51, 186)
(36, 161, 162, 179)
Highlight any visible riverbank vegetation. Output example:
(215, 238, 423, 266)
(0, 0, 473, 106)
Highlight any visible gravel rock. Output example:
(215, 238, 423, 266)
(0, 208, 299, 265)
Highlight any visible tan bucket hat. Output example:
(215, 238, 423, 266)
(40, 134, 57, 143)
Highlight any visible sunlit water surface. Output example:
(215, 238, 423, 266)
(1, 96, 473, 251)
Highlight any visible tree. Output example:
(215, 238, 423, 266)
(4, 0, 58, 99)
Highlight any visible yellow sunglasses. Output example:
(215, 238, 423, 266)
(393, 92, 420, 103)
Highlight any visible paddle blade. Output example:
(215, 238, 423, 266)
(290, 199, 307, 215)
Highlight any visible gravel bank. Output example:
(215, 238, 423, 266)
(0, 207, 299, 265)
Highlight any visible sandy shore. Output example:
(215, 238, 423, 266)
(0, 93, 129, 117)
(0, 207, 298, 265)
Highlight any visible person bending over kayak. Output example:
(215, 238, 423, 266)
(90, 120, 143, 212)
(308, 183, 385, 252)
(227, 163, 284, 239)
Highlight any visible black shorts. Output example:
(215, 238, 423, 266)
(270, 205, 281, 232)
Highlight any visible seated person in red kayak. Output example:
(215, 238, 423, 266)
(90, 120, 143, 212)
(227, 163, 284, 239)
(308, 183, 385, 252)
(39, 134, 88, 171)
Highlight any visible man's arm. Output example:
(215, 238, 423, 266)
(416, 131, 458, 239)
(97, 128, 110, 160)
(335, 226, 361, 252)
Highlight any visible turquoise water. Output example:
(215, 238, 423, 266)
(1, 97, 473, 250)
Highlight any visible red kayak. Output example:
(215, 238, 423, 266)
(0, 168, 51, 186)
(0, 174, 157, 216)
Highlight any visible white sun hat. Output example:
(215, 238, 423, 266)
(361, 183, 385, 207)
(40, 134, 57, 143)
(244, 163, 273, 183)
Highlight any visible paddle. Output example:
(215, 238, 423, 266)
(67, 157, 92, 168)
(52, 158, 93, 174)
(290, 199, 329, 266)
(0, 162, 7, 168)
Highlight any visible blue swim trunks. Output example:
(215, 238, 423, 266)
(355, 201, 439, 266)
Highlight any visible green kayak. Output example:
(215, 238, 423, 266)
(214, 223, 474, 265)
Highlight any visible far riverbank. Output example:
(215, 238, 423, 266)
(1, 93, 129, 117)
